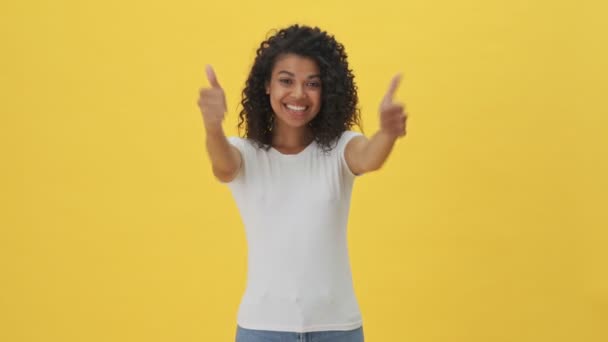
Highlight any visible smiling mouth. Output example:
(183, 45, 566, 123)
(285, 104, 308, 112)
(283, 104, 309, 117)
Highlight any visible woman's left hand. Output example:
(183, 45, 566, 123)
(379, 74, 408, 139)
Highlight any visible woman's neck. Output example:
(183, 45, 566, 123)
(271, 123, 313, 151)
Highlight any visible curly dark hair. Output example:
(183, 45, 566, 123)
(238, 24, 362, 153)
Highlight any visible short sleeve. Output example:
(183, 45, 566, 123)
(221, 136, 246, 184)
(227, 136, 246, 155)
(337, 130, 364, 178)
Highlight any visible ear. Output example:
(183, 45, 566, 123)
(265, 81, 270, 95)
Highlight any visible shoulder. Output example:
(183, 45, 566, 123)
(335, 130, 364, 151)
(333, 130, 366, 178)
(335, 130, 363, 145)
(227, 136, 246, 147)
(341, 131, 369, 177)
(340, 130, 363, 141)
(227, 136, 256, 153)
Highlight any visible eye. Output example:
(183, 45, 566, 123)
(308, 81, 321, 88)
(279, 78, 292, 85)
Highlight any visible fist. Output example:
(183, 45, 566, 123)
(198, 65, 227, 130)
(379, 74, 408, 139)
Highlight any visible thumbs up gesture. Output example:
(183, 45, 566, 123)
(198, 65, 227, 132)
(379, 74, 408, 139)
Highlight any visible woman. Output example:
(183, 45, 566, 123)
(198, 24, 408, 342)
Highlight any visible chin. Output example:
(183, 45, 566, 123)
(281, 119, 312, 128)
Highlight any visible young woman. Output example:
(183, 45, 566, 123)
(198, 24, 408, 342)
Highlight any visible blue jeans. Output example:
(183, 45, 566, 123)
(235, 325, 364, 342)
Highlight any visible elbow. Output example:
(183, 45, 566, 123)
(212, 164, 240, 183)
(363, 159, 387, 173)
(359, 161, 381, 174)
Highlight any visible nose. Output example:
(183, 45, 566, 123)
(292, 84, 306, 99)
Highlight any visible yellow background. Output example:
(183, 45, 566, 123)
(1, 0, 606, 341)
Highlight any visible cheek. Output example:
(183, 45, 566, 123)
(270, 93, 282, 107)
(311, 92, 322, 106)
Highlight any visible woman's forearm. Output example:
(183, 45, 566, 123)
(205, 126, 240, 176)
(360, 130, 398, 172)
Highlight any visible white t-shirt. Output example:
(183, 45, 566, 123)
(224, 130, 364, 333)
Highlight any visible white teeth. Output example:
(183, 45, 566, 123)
(286, 104, 306, 111)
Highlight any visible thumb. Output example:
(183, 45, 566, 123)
(383, 73, 402, 105)
(206, 64, 222, 89)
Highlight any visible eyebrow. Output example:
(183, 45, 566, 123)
(277, 70, 321, 79)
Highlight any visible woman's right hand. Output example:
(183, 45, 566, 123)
(198, 65, 227, 132)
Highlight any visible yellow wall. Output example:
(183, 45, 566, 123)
(1, 0, 606, 341)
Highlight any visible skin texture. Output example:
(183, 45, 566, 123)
(198, 62, 408, 181)
(265, 54, 322, 154)
(197, 25, 409, 182)
(238, 25, 361, 153)
(345, 73, 408, 175)
(198, 65, 242, 182)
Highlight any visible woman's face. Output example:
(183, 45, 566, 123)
(266, 53, 322, 130)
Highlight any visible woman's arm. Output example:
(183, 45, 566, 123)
(198, 65, 242, 182)
(206, 127, 242, 182)
(345, 74, 408, 175)
(345, 131, 398, 175)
